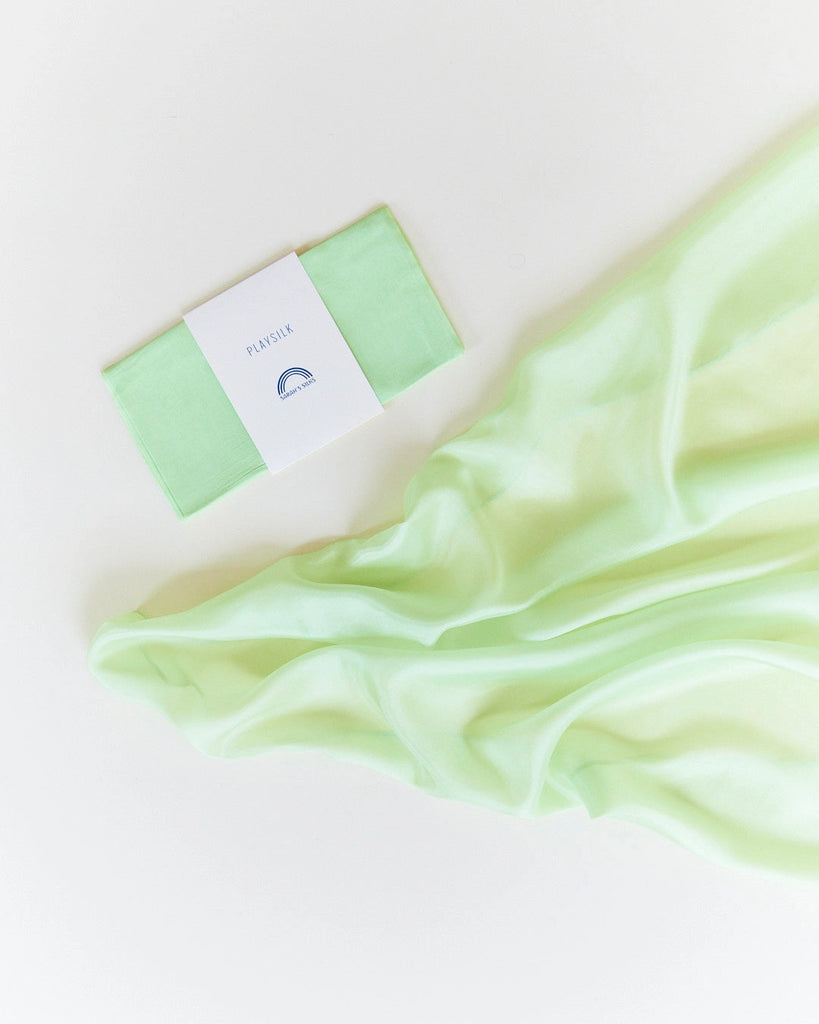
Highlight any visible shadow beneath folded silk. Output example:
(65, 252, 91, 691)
(84, 108, 819, 635)
(82, 530, 371, 633)
(81, 449, 441, 634)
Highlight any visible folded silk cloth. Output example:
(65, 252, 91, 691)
(90, 127, 819, 878)
(103, 205, 463, 516)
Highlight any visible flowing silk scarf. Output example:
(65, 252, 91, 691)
(89, 127, 819, 877)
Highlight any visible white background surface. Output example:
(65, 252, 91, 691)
(3, 2, 819, 1021)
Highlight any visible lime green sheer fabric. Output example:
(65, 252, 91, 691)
(90, 128, 819, 877)
(103, 206, 462, 517)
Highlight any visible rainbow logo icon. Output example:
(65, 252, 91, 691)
(277, 366, 315, 398)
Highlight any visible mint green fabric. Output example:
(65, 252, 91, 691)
(103, 206, 462, 517)
(90, 128, 819, 878)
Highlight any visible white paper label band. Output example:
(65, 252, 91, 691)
(182, 252, 383, 476)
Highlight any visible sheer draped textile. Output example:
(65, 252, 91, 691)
(90, 128, 819, 877)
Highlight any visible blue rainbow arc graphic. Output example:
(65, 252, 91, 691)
(277, 366, 314, 397)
